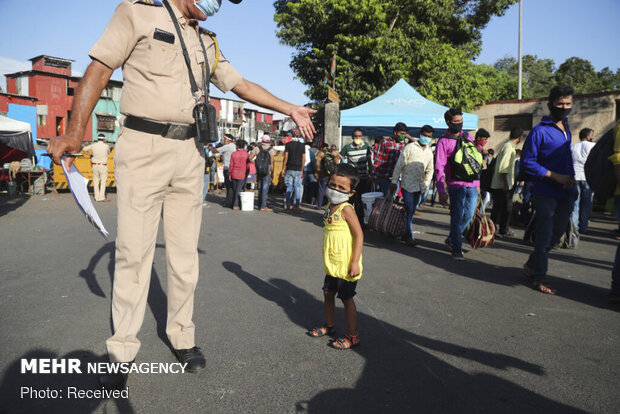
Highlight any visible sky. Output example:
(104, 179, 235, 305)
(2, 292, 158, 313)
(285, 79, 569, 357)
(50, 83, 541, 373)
(0, 0, 618, 106)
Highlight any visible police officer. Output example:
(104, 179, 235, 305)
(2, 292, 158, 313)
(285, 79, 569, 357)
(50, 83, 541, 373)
(48, 0, 315, 389)
(83, 133, 111, 202)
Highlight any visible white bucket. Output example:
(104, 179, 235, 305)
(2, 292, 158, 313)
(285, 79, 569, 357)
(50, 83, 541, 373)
(240, 191, 254, 211)
(361, 192, 384, 223)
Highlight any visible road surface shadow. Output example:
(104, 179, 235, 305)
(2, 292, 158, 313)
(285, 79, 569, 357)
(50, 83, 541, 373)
(0, 194, 29, 218)
(78, 242, 173, 354)
(223, 261, 586, 414)
(363, 228, 615, 311)
(0, 349, 134, 414)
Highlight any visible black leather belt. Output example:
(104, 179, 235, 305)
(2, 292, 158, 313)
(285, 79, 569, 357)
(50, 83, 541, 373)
(124, 116, 196, 140)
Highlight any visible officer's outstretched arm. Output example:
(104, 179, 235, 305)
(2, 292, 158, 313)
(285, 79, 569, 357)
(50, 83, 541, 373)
(47, 59, 114, 167)
(232, 79, 316, 140)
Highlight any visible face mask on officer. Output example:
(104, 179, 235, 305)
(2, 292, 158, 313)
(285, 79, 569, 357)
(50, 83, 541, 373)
(194, 0, 221, 17)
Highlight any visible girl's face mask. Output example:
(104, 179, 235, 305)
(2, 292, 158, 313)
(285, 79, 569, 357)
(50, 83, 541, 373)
(325, 187, 350, 205)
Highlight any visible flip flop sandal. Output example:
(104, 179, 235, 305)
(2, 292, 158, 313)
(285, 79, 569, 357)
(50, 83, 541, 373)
(307, 324, 336, 337)
(330, 333, 360, 350)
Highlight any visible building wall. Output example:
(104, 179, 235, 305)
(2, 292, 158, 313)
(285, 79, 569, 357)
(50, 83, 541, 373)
(209, 96, 221, 116)
(6, 78, 17, 94)
(29, 75, 72, 138)
(0, 95, 37, 113)
(92, 96, 122, 142)
(31, 58, 71, 76)
(474, 92, 620, 151)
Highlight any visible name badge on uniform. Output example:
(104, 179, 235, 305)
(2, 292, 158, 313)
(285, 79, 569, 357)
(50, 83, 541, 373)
(154, 28, 175, 44)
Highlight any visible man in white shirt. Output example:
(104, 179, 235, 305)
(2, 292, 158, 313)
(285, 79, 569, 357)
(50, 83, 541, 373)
(390, 125, 434, 246)
(83, 133, 111, 202)
(571, 128, 595, 233)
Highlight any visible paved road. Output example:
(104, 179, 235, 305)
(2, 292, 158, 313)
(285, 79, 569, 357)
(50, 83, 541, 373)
(0, 191, 618, 414)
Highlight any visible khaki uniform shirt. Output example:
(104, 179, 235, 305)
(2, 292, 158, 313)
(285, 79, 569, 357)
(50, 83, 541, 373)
(83, 140, 111, 164)
(89, 0, 243, 125)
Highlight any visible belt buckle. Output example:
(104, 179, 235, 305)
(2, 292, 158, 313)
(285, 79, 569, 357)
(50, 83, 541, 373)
(164, 124, 188, 140)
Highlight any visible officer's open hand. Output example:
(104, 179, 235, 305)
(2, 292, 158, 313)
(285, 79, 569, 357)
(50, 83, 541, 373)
(290, 106, 317, 140)
(47, 132, 82, 168)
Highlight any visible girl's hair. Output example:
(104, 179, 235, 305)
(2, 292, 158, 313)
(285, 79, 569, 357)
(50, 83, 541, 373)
(332, 163, 360, 190)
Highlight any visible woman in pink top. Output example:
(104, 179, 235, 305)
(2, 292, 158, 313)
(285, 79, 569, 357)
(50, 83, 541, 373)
(229, 139, 249, 210)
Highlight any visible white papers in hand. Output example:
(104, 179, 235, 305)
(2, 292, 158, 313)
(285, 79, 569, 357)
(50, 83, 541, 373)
(61, 157, 109, 239)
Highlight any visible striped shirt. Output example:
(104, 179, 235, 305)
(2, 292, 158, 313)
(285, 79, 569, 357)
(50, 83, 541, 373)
(340, 142, 370, 180)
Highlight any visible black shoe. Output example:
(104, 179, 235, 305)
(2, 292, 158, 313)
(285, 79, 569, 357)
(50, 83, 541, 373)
(173, 346, 206, 373)
(100, 372, 128, 390)
(444, 237, 452, 249)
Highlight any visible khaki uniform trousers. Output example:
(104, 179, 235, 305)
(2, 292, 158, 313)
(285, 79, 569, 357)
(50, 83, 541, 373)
(92, 164, 109, 201)
(106, 127, 205, 363)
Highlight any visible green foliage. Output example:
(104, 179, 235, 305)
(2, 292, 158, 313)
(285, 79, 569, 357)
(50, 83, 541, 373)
(494, 54, 556, 99)
(554, 57, 600, 94)
(274, 1, 618, 110)
(274, 0, 517, 110)
(494, 55, 620, 98)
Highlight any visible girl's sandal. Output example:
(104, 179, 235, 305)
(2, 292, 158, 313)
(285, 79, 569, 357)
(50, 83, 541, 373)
(307, 324, 336, 337)
(330, 333, 360, 350)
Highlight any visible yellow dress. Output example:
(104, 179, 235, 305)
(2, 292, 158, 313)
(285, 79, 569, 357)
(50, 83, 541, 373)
(323, 202, 363, 281)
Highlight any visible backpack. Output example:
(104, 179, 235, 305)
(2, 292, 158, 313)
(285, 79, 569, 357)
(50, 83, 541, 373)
(480, 156, 496, 191)
(255, 147, 271, 176)
(321, 152, 336, 176)
(585, 127, 616, 200)
(447, 134, 483, 182)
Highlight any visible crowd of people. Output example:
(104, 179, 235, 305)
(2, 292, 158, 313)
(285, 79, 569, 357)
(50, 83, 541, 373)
(204, 84, 618, 304)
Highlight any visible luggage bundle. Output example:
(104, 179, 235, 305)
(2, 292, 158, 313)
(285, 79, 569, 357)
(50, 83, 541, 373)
(367, 193, 406, 238)
(463, 197, 495, 249)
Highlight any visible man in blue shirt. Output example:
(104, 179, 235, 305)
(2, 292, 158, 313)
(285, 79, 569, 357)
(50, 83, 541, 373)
(521, 85, 576, 294)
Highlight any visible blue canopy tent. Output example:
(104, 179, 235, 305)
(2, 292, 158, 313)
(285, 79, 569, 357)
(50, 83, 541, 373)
(340, 79, 478, 137)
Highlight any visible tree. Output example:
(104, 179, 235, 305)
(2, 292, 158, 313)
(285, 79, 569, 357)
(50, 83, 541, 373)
(493, 54, 555, 99)
(598, 67, 620, 92)
(274, 0, 518, 110)
(554, 57, 601, 94)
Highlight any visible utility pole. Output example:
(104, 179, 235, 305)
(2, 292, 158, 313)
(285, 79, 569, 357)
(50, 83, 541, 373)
(518, 0, 523, 99)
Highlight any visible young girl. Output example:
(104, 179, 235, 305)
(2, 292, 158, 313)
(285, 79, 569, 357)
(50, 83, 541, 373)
(308, 163, 364, 350)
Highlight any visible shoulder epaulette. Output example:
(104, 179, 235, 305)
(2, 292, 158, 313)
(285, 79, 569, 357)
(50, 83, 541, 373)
(199, 27, 220, 74)
(133, 0, 163, 6)
(199, 28, 217, 37)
